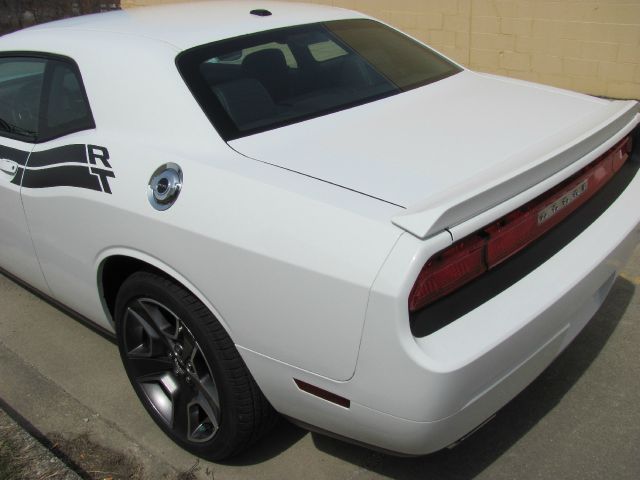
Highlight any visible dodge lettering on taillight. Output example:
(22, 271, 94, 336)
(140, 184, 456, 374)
(538, 179, 588, 225)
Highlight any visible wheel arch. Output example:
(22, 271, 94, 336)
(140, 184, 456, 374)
(96, 249, 233, 338)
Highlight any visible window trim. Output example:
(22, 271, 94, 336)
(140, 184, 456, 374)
(0, 51, 96, 144)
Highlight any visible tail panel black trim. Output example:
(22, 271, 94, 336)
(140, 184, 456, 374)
(410, 157, 640, 338)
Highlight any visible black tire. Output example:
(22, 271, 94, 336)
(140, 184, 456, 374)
(114, 270, 276, 460)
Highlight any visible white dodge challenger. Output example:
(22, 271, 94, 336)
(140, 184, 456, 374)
(0, 0, 639, 460)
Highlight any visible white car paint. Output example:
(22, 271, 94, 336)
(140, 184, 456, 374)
(0, 0, 639, 457)
(0, 136, 50, 293)
(231, 70, 629, 209)
(232, 72, 639, 239)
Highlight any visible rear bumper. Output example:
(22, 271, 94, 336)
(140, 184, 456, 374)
(345, 239, 632, 456)
(239, 154, 640, 456)
(346, 161, 640, 454)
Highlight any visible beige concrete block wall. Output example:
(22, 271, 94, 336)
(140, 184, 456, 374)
(122, 0, 640, 99)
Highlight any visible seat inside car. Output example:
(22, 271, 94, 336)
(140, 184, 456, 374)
(242, 49, 291, 102)
(213, 78, 276, 128)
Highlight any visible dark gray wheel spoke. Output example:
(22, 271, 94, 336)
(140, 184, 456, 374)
(180, 331, 196, 363)
(193, 372, 220, 415)
(138, 372, 179, 426)
(189, 344, 220, 406)
(184, 344, 221, 443)
(136, 299, 177, 344)
(171, 384, 194, 438)
(129, 356, 173, 378)
(187, 339, 201, 366)
(124, 307, 168, 358)
(186, 344, 220, 413)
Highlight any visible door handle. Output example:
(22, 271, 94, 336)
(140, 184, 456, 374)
(0, 158, 18, 178)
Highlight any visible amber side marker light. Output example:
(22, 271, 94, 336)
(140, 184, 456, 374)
(409, 136, 632, 313)
(294, 379, 351, 408)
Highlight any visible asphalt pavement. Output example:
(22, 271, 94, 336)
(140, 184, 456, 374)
(0, 246, 639, 480)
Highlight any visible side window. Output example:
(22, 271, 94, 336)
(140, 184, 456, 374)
(0, 57, 46, 141)
(42, 60, 94, 140)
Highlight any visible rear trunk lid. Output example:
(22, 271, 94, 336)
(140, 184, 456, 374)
(229, 70, 640, 237)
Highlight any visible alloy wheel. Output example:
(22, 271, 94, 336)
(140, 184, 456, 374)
(122, 298, 221, 443)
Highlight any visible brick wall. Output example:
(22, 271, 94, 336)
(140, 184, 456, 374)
(122, 0, 640, 99)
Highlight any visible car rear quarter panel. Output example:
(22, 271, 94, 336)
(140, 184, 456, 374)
(7, 31, 403, 381)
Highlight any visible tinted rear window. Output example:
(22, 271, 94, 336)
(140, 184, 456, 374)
(178, 19, 462, 140)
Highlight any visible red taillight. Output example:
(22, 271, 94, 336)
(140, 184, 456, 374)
(408, 135, 632, 312)
(613, 136, 631, 172)
(408, 235, 486, 312)
(485, 160, 610, 266)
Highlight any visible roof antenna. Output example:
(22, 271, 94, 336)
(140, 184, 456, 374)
(250, 9, 272, 17)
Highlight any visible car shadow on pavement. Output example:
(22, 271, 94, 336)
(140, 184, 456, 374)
(303, 277, 636, 479)
(220, 418, 308, 466)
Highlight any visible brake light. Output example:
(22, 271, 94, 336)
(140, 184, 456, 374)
(408, 235, 486, 312)
(613, 136, 631, 172)
(408, 135, 632, 312)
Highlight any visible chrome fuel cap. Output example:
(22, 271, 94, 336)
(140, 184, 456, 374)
(148, 163, 183, 210)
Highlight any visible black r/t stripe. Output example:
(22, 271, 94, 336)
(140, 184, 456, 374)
(20, 164, 104, 192)
(0, 144, 29, 166)
(27, 144, 88, 167)
(1, 143, 115, 194)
